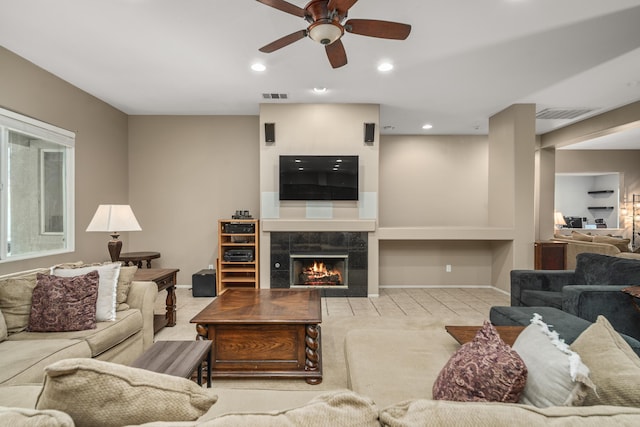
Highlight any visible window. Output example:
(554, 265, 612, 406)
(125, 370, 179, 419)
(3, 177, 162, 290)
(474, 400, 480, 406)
(0, 107, 75, 262)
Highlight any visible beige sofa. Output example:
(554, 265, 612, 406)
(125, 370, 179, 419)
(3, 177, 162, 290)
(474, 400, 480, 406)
(2, 318, 640, 426)
(552, 231, 640, 269)
(0, 265, 157, 386)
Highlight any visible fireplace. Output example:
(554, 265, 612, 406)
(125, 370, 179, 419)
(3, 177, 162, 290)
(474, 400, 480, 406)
(270, 232, 367, 297)
(290, 253, 348, 288)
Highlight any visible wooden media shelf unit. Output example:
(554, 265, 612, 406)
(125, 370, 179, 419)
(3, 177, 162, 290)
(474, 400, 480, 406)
(217, 219, 259, 294)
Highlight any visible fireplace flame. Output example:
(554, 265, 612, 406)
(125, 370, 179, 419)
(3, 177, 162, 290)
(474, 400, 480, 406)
(301, 261, 342, 285)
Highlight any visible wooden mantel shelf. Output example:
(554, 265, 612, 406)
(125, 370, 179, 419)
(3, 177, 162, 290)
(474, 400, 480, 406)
(377, 226, 514, 241)
(261, 219, 376, 232)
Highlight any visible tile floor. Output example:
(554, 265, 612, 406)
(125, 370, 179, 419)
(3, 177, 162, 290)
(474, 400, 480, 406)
(154, 286, 510, 341)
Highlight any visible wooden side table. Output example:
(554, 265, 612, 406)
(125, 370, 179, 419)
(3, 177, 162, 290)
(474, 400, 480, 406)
(534, 241, 567, 270)
(131, 340, 212, 388)
(119, 251, 161, 268)
(134, 268, 179, 333)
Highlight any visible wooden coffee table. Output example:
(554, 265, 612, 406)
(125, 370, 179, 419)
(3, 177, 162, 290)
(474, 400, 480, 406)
(445, 325, 526, 347)
(190, 289, 322, 385)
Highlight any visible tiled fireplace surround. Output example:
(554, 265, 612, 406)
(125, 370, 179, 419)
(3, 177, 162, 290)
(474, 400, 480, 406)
(270, 231, 368, 297)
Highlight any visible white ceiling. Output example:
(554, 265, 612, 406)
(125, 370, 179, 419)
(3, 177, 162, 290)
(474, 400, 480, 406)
(1, 0, 640, 148)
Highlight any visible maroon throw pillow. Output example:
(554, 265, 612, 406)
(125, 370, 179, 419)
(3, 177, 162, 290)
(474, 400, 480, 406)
(28, 271, 99, 332)
(433, 321, 527, 403)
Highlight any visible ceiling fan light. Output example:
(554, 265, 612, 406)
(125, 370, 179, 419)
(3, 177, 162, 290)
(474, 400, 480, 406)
(308, 22, 343, 45)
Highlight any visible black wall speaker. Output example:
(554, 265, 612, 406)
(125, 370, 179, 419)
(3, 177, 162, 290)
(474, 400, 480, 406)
(265, 123, 275, 143)
(364, 123, 375, 144)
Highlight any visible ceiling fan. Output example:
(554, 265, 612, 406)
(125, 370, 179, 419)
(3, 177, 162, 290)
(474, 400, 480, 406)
(256, 0, 411, 68)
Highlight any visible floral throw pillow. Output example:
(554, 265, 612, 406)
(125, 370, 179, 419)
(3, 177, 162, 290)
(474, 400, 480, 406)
(28, 272, 99, 332)
(432, 321, 527, 402)
(53, 262, 121, 321)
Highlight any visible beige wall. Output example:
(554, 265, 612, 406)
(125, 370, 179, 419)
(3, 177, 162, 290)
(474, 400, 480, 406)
(377, 135, 496, 287)
(379, 135, 488, 227)
(0, 47, 129, 275)
(379, 241, 493, 287)
(127, 116, 260, 282)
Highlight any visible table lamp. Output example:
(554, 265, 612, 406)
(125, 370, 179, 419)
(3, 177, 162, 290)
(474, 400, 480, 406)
(86, 205, 142, 262)
(554, 211, 567, 230)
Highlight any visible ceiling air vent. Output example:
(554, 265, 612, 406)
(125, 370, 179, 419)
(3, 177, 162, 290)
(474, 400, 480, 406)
(262, 93, 289, 100)
(536, 108, 595, 120)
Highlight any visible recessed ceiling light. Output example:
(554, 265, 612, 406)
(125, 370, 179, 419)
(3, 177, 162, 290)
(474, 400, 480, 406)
(313, 87, 327, 93)
(251, 63, 266, 72)
(422, 124, 433, 130)
(377, 62, 393, 72)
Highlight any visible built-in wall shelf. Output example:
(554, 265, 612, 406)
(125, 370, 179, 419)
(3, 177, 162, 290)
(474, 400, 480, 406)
(377, 227, 514, 241)
(587, 190, 614, 194)
(587, 206, 614, 210)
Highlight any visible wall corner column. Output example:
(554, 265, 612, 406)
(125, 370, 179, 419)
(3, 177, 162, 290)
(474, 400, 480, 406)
(537, 147, 557, 241)
(488, 104, 536, 292)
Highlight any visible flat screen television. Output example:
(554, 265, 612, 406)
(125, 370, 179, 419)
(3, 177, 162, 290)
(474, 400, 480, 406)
(279, 155, 359, 201)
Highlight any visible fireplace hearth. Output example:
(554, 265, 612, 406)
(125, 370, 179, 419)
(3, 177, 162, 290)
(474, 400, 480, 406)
(270, 232, 367, 297)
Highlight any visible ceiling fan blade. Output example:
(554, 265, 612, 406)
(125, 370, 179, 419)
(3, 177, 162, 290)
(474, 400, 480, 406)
(325, 39, 347, 68)
(255, 0, 306, 18)
(327, 0, 358, 15)
(259, 30, 307, 53)
(345, 19, 411, 40)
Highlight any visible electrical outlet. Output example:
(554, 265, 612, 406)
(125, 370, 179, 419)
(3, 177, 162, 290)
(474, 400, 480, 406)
(445, 264, 452, 273)
(208, 264, 214, 270)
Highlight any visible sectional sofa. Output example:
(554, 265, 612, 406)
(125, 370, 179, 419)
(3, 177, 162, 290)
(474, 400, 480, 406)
(2, 314, 640, 425)
(0, 264, 157, 386)
(552, 231, 638, 269)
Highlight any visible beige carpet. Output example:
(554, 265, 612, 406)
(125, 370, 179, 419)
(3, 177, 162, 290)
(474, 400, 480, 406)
(207, 314, 484, 392)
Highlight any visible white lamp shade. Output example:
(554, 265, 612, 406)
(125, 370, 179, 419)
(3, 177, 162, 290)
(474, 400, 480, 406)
(86, 205, 142, 233)
(308, 22, 343, 45)
(554, 212, 566, 226)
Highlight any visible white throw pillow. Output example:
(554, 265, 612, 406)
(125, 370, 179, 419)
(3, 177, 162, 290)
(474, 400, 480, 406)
(53, 262, 121, 321)
(512, 313, 595, 408)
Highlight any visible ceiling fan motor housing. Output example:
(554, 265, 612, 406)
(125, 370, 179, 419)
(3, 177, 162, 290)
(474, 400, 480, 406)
(305, 0, 347, 45)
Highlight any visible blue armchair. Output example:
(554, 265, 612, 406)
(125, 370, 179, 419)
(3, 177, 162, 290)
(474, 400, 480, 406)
(509, 253, 640, 341)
